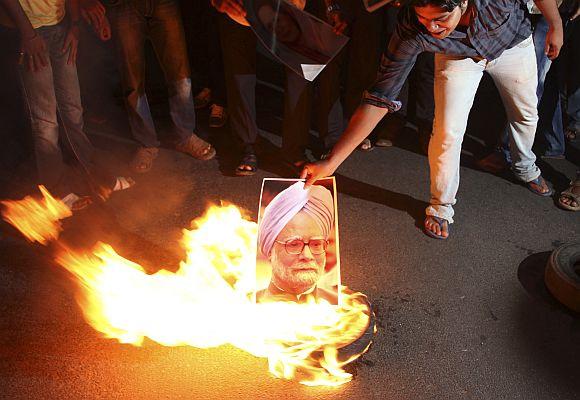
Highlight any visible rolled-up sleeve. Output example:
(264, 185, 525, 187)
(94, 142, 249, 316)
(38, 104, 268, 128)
(362, 25, 424, 112)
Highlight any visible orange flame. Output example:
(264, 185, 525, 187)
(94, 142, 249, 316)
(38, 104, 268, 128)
(2, 190, 373, 386)
(1, 185, 72, 244)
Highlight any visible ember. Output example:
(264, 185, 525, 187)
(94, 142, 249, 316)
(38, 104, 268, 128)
(2, 187, 375, 386)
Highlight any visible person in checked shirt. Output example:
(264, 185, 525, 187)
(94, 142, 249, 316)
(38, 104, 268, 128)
(301, 0, 563, 240)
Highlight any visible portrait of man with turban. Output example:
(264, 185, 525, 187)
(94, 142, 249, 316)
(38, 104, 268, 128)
(256, 179, 339, 305)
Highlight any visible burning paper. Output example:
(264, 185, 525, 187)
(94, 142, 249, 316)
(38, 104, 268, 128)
(1, 185, 72, 245)
(1, 185, 374, 387)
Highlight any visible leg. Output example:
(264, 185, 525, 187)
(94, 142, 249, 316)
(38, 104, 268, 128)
(218, 14, 258, 148)
(282, 67, 312, 164)
(426, 53, 484, 227)
(148, 0, 196, 142)
(342, 0, 384, 119)
(315, 54, 344, 152)
(533, 16, 565, 157)
(109, 1, 158, 147)
(564, 19, 580, 136)
(486, 36, 542, 184)
(18, 28, 63, 190)
(409, 51, 435, 153)
(49, 24, 96, 170)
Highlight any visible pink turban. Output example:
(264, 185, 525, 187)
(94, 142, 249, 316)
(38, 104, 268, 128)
(258, 181, 334, 258)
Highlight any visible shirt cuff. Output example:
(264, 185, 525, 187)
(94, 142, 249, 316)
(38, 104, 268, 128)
(362, 90, 402, 113)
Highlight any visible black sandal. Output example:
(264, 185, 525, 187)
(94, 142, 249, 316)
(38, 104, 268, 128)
(235, 152, 257, 176)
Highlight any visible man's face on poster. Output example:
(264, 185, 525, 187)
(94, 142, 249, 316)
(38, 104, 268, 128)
(257, 4, 301, 43)
(269, 211, 327, 294)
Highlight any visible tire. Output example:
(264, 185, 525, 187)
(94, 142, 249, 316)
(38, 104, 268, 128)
(544, 242, 580, 313)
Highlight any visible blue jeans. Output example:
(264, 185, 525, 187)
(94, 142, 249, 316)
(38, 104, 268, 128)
(109, 0, 196, 147)
(565, 18, 580, 132)
(18, 21, 96, 193)
(534, 16, 565, 156)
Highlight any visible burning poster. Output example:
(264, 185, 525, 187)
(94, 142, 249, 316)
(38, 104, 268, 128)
(255, 178, 340, 305)
(244, 0, 349, 81)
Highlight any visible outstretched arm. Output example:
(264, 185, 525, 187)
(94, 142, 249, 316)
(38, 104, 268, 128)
(301, 104, 388, 186)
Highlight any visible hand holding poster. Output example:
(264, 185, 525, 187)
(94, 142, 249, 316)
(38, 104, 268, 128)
(255, 178, 340, 305)
(244, 0, 349, 81)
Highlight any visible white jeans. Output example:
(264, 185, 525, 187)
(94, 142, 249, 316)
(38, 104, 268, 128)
(426, 35, 540, 223)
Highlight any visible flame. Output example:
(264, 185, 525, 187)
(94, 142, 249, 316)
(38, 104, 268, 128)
(2, 190, 373, 386)
(1, 185, 72, 244)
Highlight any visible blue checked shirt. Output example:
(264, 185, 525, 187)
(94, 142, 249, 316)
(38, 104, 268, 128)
(363, 0, 533, 111)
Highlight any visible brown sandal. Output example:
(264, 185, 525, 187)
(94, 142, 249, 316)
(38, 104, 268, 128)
(130, 147, 159, 173)
(176, 134, 216, 161)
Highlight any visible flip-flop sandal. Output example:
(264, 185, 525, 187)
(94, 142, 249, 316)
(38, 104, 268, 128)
(558, 180, 580, 211)
(358, 138, 374, 152)
(526, 176, 553, 197)
(376, 138, 393, 147)
(130, 147, 159, 173)
(176, 134, 216, 161)
(62, 193, 92, 212)
(235, 152, 257, 176)
(424, 216, 450, 240)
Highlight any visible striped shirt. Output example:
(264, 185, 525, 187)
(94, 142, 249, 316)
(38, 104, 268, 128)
(363, 0, 533, 111)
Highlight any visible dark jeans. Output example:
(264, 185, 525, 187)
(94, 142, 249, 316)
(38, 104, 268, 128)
(565, 18, 579, 132)
(343, 1, 385, 119)
(218, 13, 343, 160)
(109, 0, 196, 147)
(180, 0, 226, 106)
(218, 15, 258, 148)
(282, 58, 344, 161)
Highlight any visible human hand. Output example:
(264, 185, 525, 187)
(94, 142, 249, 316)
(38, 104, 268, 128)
(545, 23, 563, 60)
(300, 159, 338, 188)
(19, 32, 48, 72)
(62, 24, 80, 64)
(327, 11, 348, 35)
(80, 0, 106, 29)
(211, 0, 249, 26)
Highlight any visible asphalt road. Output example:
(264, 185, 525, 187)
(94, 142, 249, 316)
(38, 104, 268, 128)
(1, 78, 580, 400)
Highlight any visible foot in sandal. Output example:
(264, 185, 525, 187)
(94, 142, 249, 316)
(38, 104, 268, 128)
(130, 147, 159, 174)
(558, 176, 580, 211)
(175, 133, 216, 161)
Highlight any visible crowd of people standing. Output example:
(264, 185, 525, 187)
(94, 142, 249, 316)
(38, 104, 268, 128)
(0, 0, 578, 236)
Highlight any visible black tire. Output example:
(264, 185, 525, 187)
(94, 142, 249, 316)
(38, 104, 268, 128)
(544, 242, 580, 313)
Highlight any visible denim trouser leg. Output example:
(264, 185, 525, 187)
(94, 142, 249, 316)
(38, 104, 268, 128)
(19, 23, 94, 189)
(282, 68, 312, 161)
(110, 3, 158, 147)
(218, 15, 258, 147)
(566, 20, 580, 132)
(534, 16, 565, 156)
(149, 0, 195, 142)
